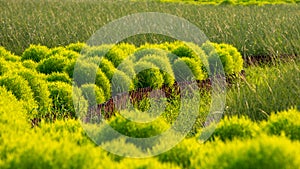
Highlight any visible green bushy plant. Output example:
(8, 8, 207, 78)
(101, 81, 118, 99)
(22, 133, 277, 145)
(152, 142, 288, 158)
(98, 58, 116, 80)
(139, 54, 175, 87)
(47, 47, 80, 60)
(46, 72, 72, 84)
(0, 46, 20, 62)
(37, 55, 70, 75)
(0, 58, 12, 76)
(105, 45, 128, 67)
(134, 47, 168, 62)
(47, 81, 86, 119)
(0, 74, 34, 102)
(119, 158, 180, 169)
(95, 69, 111, 100)
(108, 113, 170, 149)
(116, 59, 136, 78)
(173, 57, 206, 81)
(0, 74, 37, 117)
(208, 115, 260, 141)
(18, 70, 52, 114)
(202, 42, 243, 76)
(84, 44, 112, 58)
(0, 86, 29, 129)
(71, 60, 98, 86)
(191, 135, 300, 169)
(262, 108, 300, 141)
(22, 60, 38, 69)
(134, 61, 164, 89)
(81, 83, 106, 107)
(65, 42, 87, 53)
(111, 70, 134, 95)
(157, 138, 201, 168)
(21, 44, 50, 62)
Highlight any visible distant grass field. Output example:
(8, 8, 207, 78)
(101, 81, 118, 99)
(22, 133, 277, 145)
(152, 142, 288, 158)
(153, 0, 300, 5)
(1, 0, 299, 59)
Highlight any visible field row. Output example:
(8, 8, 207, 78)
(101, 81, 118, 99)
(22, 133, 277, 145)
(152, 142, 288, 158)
(1, 84, 300, 168)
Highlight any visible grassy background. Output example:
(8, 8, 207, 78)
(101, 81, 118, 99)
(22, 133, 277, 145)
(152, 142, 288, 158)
(153, 0, 300, 5)
(1, 0, 299, 59)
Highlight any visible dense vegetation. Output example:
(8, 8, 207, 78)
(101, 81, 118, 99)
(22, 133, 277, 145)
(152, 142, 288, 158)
(1, 0, 299, 168)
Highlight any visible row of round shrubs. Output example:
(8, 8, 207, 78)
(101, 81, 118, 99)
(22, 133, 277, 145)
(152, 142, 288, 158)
(20, 41, 243, 90)
(0, 41, 244, 120)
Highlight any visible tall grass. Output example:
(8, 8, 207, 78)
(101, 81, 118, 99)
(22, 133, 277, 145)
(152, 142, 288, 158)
(0, 0, 299, 58)
(226, 59, 300, 120)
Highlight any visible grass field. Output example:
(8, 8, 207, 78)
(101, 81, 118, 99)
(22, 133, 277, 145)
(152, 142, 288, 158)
(1, 0, 299, 58)
(154, 0, 300, 5)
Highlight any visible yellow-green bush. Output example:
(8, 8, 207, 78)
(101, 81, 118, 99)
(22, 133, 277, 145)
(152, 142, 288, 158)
(65, 42, 87, 53)
(262, 108, 300, 141)
(98, 58, 116, 80)
(0, 46, 20, 62)
(46, 72, 72, 84)
(111, 70, 134, 95)
(157, 138, 201, 168)
(134, 61, 164, 89)
(95, 69, 111, 99)
(21, 44, 50, 62)
(191, 135, 300, 169)
(208, 115, 260, 141)
(18, 70, 52, 114)
(37, 55, 70, 75)
(47, 81, 87, 119)
(81, 83, 106, 106)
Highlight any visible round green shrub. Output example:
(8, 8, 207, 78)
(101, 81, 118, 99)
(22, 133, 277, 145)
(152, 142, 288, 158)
(0, 86, 29, 129)
(0, 74, 34, 101)
(262, 108, 300, 141)
(119, 158, 180, 169)
(134, 61, 164, 89)
(172, 57, 205, 81)
(0, 46, 20, 62)
(171, 43, 199, 61)
(65, 42, 87, 53)
(47, 81, 76, 118)
(203, 42, 243, 76)
(134, 47, 168, 62)
(111, 70, 134, 95)
(157, 138, 200, 169)
(72, 60, 98, 86)
(18, 70, 52, 114)
(46, 72, 72, 84)
(117, 59, 136, 78)
(0, 74, 37, 117)
(37, 55, 70, 75)
(105, 46, 128, 67)
(64, 60, 76, 78)
(95, 69, 111, 100)
(0, 58, 12, 76)
(114, 43, 136, 57)
(84, 44, 112, 58)
(98, 58, 116, 80)
(208, 115, 260, 142)
(108, 113, 170, 149)
(21, 44, 50, 62)
(139, 54, 175, 87)
(81, 83, 106, 106)
(47, 47, 80, 60)
(191, 135, 300, 169)
(22, 60, 38, 70)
